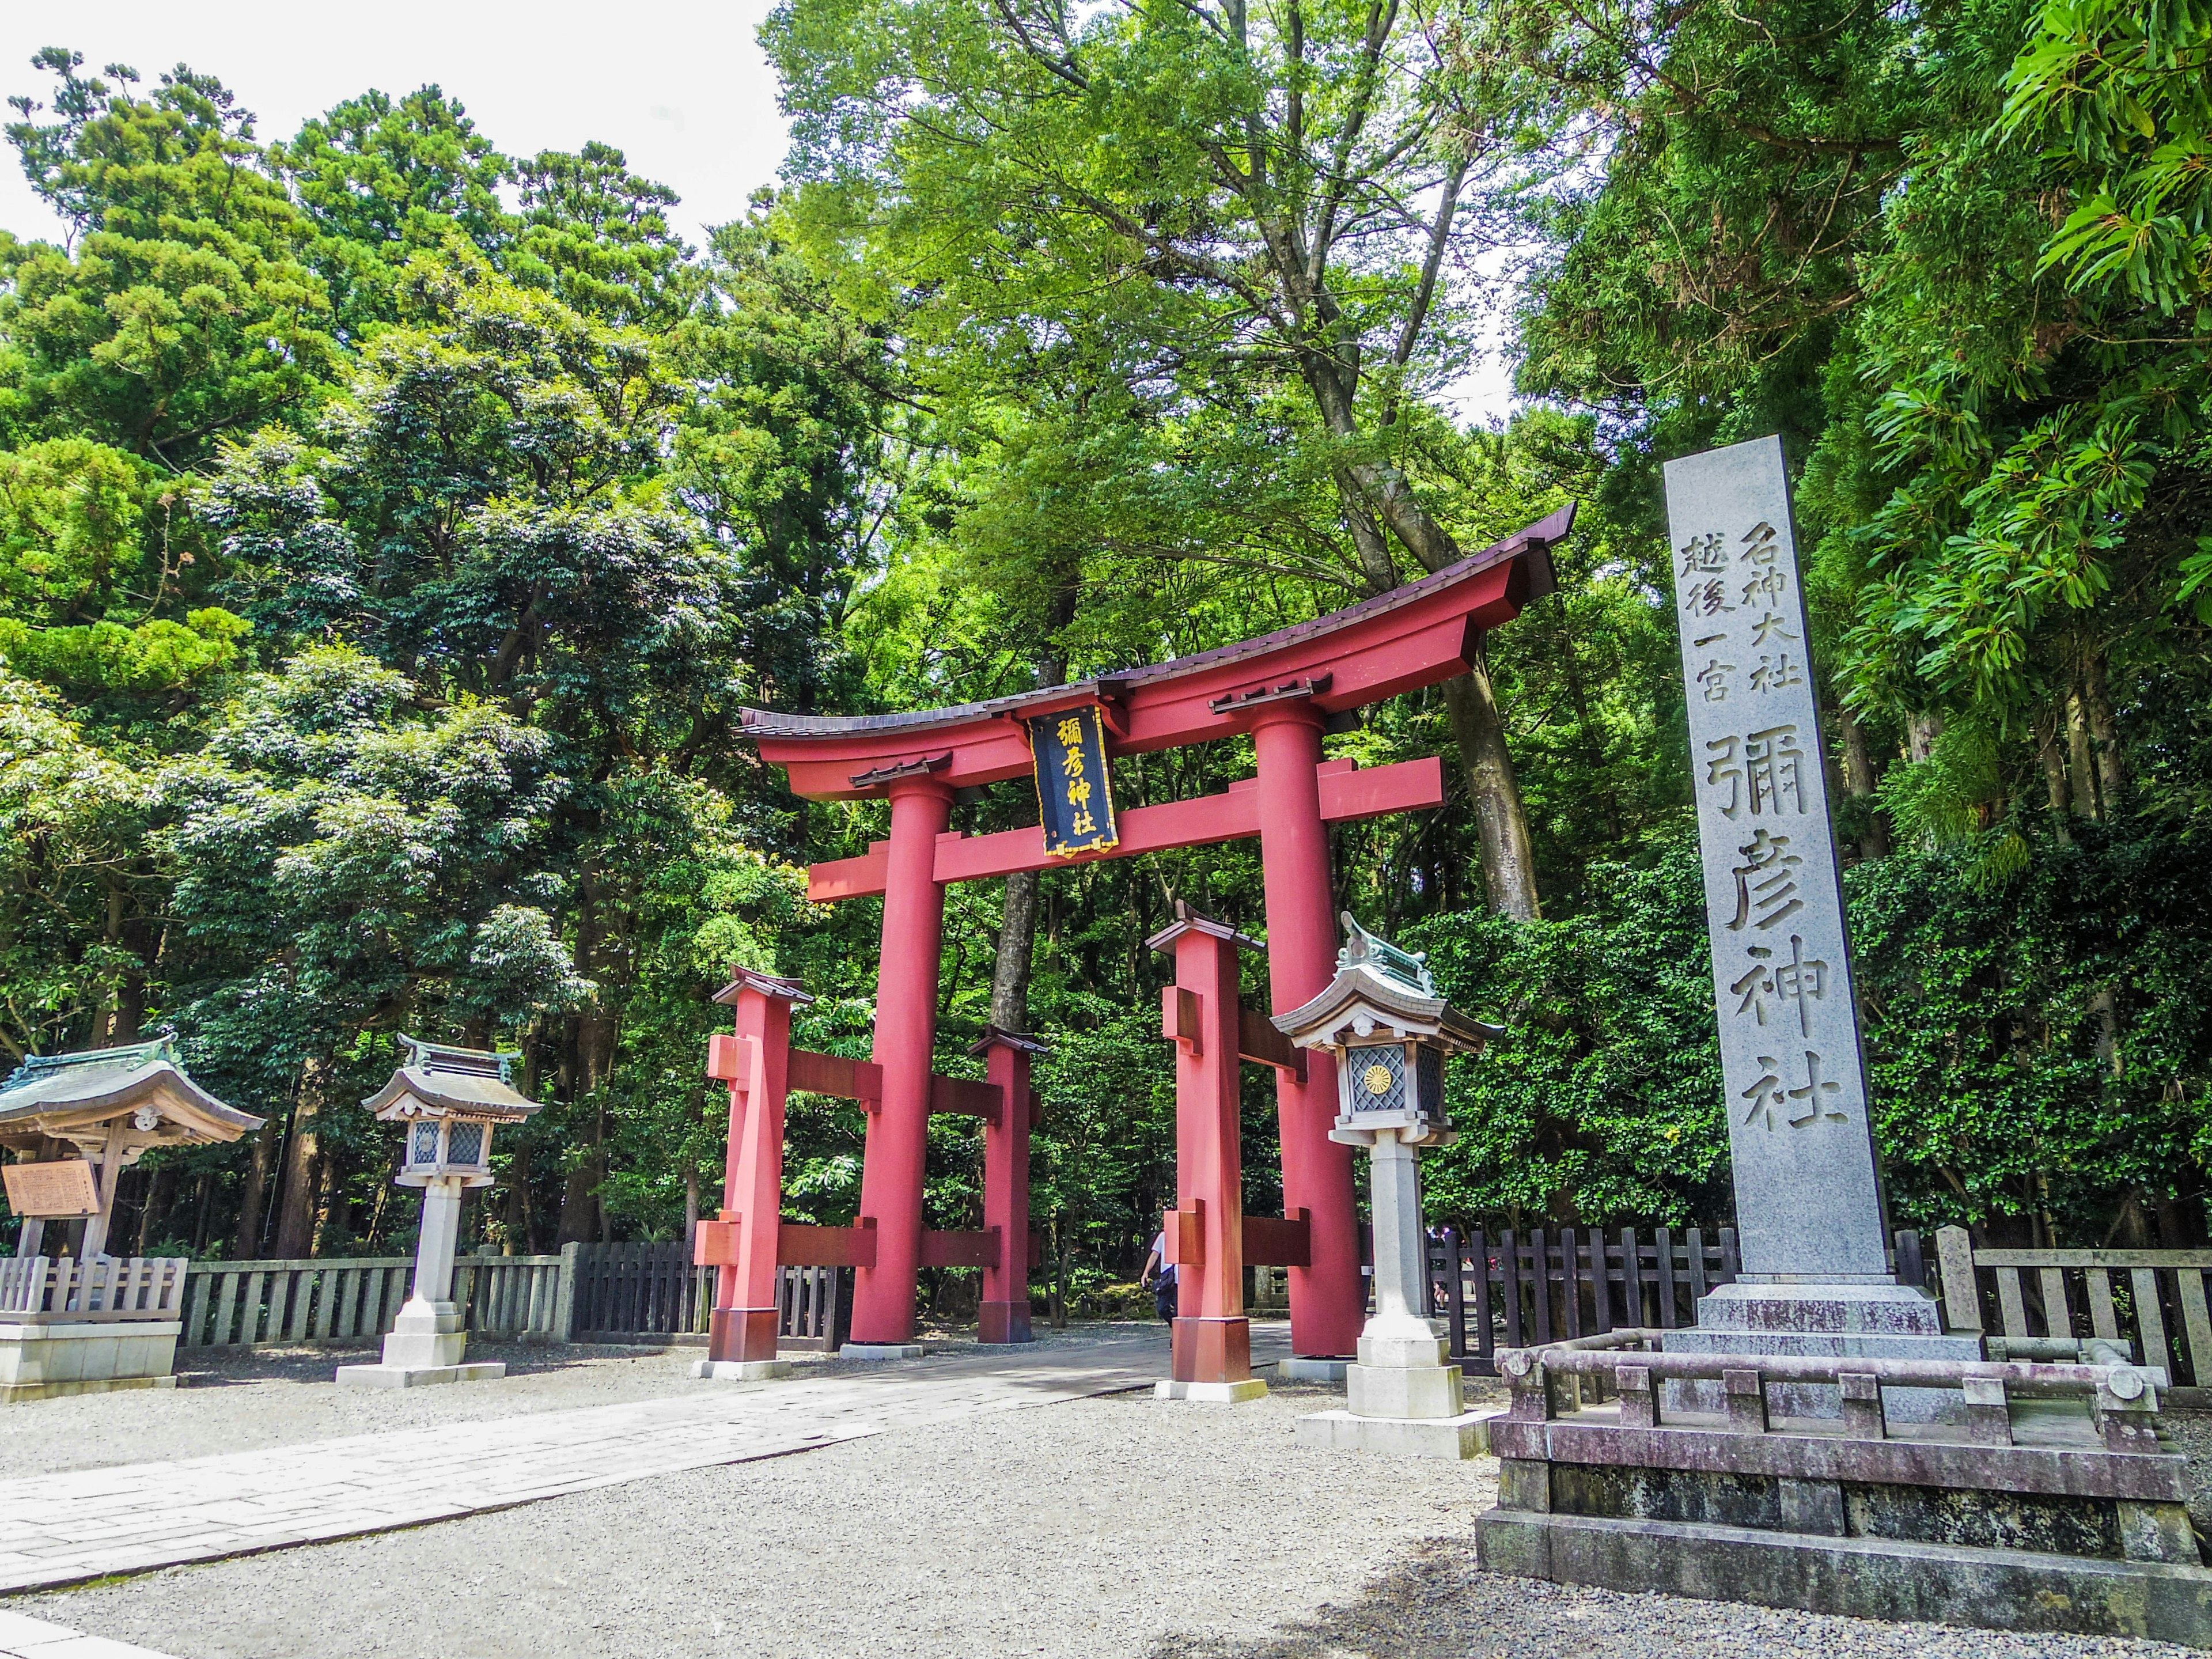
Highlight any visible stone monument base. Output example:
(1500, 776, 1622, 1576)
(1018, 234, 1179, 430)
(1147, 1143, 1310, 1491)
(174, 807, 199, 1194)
(1662, 1283, 1981, 1421)
(1156, 1377, 1268, 1403)
(0, 1320, 181, 1404)
(1478, 1332, 2212, 1646)
(1297, 1406, 1501, 1459)
(336, 1360, 506, 1389)
(692, 1358, 791, 1381)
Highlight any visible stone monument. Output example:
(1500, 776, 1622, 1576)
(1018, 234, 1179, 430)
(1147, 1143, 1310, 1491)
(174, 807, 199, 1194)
(1277, 917, 1501, 1458)
(1475, 436, 2212, 1645)
(1656, 435, 1978, 1410)
(337, 1038, 540, 1389)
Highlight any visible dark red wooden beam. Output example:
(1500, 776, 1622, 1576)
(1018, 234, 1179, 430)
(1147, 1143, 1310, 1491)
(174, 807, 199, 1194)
(807, 755, 1444, 902)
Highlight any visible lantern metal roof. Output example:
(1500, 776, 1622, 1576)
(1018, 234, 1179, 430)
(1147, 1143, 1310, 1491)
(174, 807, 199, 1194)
(1273, 915, 1501, 1052)
(0, 1038, 263, 1152)
(362, 1036, 541, 1123)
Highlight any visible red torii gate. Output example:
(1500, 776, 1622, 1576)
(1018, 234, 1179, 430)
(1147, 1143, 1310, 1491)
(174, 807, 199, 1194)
(728, 503, 1570, 1359)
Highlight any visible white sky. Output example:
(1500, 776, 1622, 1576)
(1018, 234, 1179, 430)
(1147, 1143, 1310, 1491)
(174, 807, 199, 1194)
(0, 0, 790, 251)
(0, 1, 1515, 414)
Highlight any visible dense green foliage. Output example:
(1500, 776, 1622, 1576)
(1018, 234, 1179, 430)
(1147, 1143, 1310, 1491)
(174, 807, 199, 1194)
(1, 0, 2206, 1289)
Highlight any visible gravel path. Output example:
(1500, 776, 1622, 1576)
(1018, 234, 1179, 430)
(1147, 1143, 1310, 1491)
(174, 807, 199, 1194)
(12, 1334, 2199, 1659)
(0, 1326, 1123, 1480)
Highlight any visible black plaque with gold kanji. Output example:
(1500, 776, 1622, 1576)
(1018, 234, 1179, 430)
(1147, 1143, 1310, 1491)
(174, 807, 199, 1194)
(1027, 706, 1119, 857)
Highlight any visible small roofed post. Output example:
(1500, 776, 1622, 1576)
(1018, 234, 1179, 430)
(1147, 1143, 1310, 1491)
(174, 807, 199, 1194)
(0, 1039, 262, 1402)
(1275, 916, 1502, 1459)
(336, 1038, 540, 1389)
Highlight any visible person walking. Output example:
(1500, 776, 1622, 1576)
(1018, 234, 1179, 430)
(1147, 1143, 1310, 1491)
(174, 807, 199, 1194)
(1140, 1228, 1177, 1325)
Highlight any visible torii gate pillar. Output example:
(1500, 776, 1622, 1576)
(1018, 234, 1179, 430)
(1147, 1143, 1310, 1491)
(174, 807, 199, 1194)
(1156, 912, 1264, 1401)
(978, 1027, 1046, 1344)
(1252, 704, 1365, 1359)
(700, 968, 810, 1377)
(850, 771, 954, 1346)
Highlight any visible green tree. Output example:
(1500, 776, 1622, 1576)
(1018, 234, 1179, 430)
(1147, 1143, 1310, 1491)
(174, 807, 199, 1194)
(3, 51, 337, 467)
(764, 0, 1553, 915)
(158, 643, 578, 1257)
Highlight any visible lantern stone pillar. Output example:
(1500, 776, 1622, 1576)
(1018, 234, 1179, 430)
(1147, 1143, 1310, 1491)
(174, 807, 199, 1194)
(1275, 916, 1502, 1457)
(338, 1039, 539, 1389)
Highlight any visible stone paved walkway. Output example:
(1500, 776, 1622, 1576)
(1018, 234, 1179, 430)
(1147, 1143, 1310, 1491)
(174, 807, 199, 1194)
(0, 1608, 175, 1658)
(0, 1330, 1282, 1594)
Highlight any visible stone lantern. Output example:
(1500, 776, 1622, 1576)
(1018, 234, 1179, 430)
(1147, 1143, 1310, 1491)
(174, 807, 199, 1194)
(1274, 915, 1500, 1457)
(336, 1037, 539, 1389)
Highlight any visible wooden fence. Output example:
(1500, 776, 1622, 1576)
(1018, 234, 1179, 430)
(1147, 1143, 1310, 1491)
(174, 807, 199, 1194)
(0, 1255, 187, 1320)
(568, 1241, 847, 1351)
(1932, 1226, 2212, 1391)
(1419, 1226, 1933, 1374)
(179, 1255, 564, 1350)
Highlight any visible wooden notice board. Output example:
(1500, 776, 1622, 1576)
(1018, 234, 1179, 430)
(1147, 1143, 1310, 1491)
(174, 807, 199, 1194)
(2, 1160, 101, 1217)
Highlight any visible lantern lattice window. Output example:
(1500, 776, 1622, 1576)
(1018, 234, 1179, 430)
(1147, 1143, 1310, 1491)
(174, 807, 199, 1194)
(1347, 1044, 1406, 1114)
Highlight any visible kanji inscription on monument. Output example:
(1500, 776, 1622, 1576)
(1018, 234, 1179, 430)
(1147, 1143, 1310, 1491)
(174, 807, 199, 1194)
(1662, 435, 1888, 1280)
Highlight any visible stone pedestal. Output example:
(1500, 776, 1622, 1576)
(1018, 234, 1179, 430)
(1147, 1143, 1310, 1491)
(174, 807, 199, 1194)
(1276, 1356, 1349, 1383)
(0, 1320, 181, 1403)
(1156, 1377, 1269, 1402)
(1663, 1283, 1982, 1422)
(1296, 1325, 1497, 1460)
(336, 1297, 505, 1389)
(692, 1358, 791, 1382)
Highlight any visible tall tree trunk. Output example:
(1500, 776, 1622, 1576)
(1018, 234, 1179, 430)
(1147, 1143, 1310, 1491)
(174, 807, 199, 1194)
(134, 1164, 175, 1254)
(191, 1172, 214, 1255)
(233, 1118, 276, 1259)
(557, 881, 608, 1246)
(315, 1142, 349, 1253)
(272, 1059, 330, 1259)
(2036, 708, 2074, 845)
(991, 869, 1041, 1031)
(1445, 658, 1541, 920)
(1834, 703, 1889, 860)
(1324, 465, 1542, 919)
(2082, 652, 2125, 805)
(1906, 710, 1944, 763)
(2066, 690, 2100, 819)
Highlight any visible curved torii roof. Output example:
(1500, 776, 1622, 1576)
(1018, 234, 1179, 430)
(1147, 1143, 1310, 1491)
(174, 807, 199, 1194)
(743, 504, 1572, 801)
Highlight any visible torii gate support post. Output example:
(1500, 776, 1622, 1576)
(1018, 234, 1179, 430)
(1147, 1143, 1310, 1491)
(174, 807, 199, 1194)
(850, 773, 954, 1349)
(698, 971, 803, 1380)
(978, 1029, 1043, 1344)
(1252, 703, 1365, 1361)
(1158, 917, 1265, 1402)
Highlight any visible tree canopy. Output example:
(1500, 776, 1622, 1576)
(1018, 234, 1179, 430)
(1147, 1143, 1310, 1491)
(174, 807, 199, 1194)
(1, 0, 2206, 1287)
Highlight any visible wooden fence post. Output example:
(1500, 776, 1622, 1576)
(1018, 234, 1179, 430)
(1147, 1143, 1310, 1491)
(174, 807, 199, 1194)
(553, 1241, 581, 1342)
(1934, 1225, 1980, 1333)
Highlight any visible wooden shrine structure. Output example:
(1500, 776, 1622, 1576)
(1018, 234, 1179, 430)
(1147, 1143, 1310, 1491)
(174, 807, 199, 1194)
(702, 503, 1571, 1366)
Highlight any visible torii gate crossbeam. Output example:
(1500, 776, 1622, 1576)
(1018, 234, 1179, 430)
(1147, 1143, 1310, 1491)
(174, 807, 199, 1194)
(739, 503, 1571, 1358)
